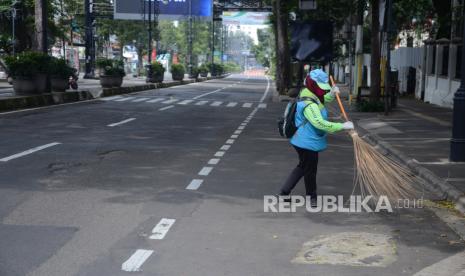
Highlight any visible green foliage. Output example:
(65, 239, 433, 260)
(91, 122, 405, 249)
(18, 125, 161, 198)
(4, 51, 51, 77)
(170, 63, 185, 75)
(96, 58, 126, 77)
(151, 61, 165, 77)
(198, 64, 209, 75)
(223, 62, 241, 73)
(189, 66, 199, 78)
(209, 63, 224, 76)
(356, 99, 385, 112)
(49, 57, 75, 78)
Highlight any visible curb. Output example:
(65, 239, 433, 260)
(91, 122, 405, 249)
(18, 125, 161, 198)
(0, 75, 227, 113)
(360, 130, 465, 214)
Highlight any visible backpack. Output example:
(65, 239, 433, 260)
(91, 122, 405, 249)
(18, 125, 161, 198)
(278, 97, 317, 138)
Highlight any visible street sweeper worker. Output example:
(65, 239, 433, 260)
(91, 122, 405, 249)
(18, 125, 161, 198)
(279, 69, 354, 202)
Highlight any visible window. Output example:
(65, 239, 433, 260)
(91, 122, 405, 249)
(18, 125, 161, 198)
(457, 46, 462, 79)
(430, 46, 436, 75)
(441, 46, 449, 77)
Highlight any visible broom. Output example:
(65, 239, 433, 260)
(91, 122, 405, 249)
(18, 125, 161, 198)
(330, 76, 420, 200)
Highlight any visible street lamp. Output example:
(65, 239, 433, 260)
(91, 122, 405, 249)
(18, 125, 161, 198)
(450, 4, 465, 161)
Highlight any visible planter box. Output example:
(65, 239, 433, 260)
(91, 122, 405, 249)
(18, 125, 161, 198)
(100, 75, 123, 88)
(172, 73, 184, 81)
(200, 72, 208, 77)
(147, 73, 164, 83)
(51, 77, 68, 92)
(12, 77, 37, 95)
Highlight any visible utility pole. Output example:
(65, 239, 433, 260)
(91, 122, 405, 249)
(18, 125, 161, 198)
(450, 2, 465, 161)
(146, 0, 153, 82)
(84, 0, 95, 78)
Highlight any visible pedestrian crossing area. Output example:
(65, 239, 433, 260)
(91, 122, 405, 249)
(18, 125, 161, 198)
(101, 96, 267, 109)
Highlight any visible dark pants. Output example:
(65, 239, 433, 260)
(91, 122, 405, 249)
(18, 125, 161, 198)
(280, 146, 319, 197)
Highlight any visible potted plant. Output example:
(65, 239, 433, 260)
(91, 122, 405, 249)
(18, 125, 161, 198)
(49, 57, 75, 92)
(170, 63, 185, 81)
(4, 51, 50, 95)
(210, 63, 225, 77)
(199, 64, 209, 77)
(189, 66, 199, 79)
(148, 61, 165, 83)
(96, 58, 126, 88)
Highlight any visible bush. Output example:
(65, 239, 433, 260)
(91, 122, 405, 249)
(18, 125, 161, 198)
(189, 66, 199, 78)
(223, 62, 241, 73)
(198, 64, 209, 75)
(210, 63, 224, 76)
(151, 61, 165, 76)
(4, 51, 51, 78)
(96, 58, 126, 77)
(356, 100, 385, 112)
(49, 57, 75, 79)
(171, 64, 185, 81)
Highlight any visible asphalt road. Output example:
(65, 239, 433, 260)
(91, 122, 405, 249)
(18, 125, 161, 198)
(0, 74, 463, 276)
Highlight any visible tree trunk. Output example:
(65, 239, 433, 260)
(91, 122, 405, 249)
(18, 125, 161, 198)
(275, 0, 291, 95)
(34, 0, 47, 52)
(370, 0, 381, 103)
(137, 47, 144, 76)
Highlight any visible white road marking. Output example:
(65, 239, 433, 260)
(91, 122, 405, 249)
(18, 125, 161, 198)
(132, 97, 150, 102)
(231, 135, 239, 138)
(121, 249, 153, 272)
(159, 105, 175, 111)
(0, 142, 61, 162)
(226, 139, 235, 144)
(238, 126, 245, 130)
(210, 101, 223, 107)
(193, 88, 225, 99)
(101, 96, 123, 101)
(147, 98, 165, 103)
(107, 118, 136, 127)
(195, 100, 209, 105)
(208, 158, 220, 165)
(258, 103, 267, 108)
(150, 218, 176, 240)
(226, 102, 238, 107)
(214, 151, 225, 157)
(178, 99, 194, 105)
(186, 179, 203, 190)
(198, 166, 213, 176)
(220, 145, 231, 151)
(115, 97, 135, 102)
(242, 103, 252, 108)
(259, 76, 271, 102)
(162, 99, 178, 104)
(234, 130, 242, 135)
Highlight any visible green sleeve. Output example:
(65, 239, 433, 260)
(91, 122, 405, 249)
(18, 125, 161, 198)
(303, 102, 343, 133)
(324, 93, 335, 103)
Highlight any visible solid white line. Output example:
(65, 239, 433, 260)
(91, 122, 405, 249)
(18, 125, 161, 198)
(121, 249, 153, 272)
(208, 158, 220, 165)
(214, 151, 225, 157)
(220, 145, 231, 151)
(159, 105, 175, 111)
(162, 99, 178, 104)
(150, 218, 176, 240)
(132, 97, 150, 102)
(178, 99, 194, 105)
(210, 101, 223, 107)
(186, 179, 203, 190)
(242, 103, 252, 108)
(107, 118, 136, 127)
(259, 76, 271, 103)
(258, 103, 267, 108)
(147, 98, 165, 103)
(195, 100, 209, 105)
(0, 142, 61, 162)
(115, 97, 135, 102)
(101, 96, 123, 101)
(225, 139, 235, 144)
(231, 135, 239, 138)
(226, 102, 237, 107)
(192, 88, 225, 100)
(198, 166, 213, 176)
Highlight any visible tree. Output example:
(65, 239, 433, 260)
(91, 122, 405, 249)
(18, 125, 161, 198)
(273, 0, 291, 94)
(370, 0, 381, 102)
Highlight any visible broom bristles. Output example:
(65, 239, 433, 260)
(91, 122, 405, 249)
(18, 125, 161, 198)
(350, 131, 421, 200)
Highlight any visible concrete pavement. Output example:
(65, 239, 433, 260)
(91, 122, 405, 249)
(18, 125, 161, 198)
(0, 75, 464, 275)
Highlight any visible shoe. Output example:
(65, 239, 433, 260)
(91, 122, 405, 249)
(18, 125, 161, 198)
(276, 194, 291, 203)
(308, 196, 318, 208)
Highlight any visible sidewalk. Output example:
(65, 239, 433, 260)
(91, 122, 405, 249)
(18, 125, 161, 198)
(338, 84, 465, 211)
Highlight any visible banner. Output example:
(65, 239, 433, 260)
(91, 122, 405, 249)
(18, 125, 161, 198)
(222, 11, 270, 25)
(290, 21, 333, 63)
(114, 0, 212, 20)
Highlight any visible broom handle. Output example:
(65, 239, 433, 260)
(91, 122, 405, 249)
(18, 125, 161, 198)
(330, 76, 350, 122)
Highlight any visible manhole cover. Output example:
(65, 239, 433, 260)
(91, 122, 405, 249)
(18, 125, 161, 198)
(292, 232, 396, 267)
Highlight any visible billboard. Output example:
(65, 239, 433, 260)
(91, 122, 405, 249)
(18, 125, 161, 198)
(114, 0, 212, 20)
(222, 11, 270, 25)
(290, 21, 333, 63)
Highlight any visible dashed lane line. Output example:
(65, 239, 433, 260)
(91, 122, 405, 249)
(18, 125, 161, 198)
(107, 118, 136, 127)
(177, 100, 194, 105)
(101, 96, 122, 101)
(162, 99, 178, 104)
(258, 103, 267, 108)
(195, 100, 209, 105)
(132, 97, 150, 102)
(214, 151, 225, 157)
(208, 158, 220, 165)
(242, 103, 252, 108)
(231, 135, 239, 139)
(225, 139, 235, 144)
(226, 102, 238, 107)
(198, 166, 214, 176)
(115, 97, 135, 102)
(0, 142, 61, 162)
(186, 179, 203, 190)
(210, 101, 223, 107)
(220, 145, 231, 151)
(149, 218, 176, 240)
(146, 98, 165, 103)
(121, 249, 153, 272)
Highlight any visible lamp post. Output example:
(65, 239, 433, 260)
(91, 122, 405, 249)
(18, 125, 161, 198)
(450, 4, 465, 162)
(146, 0, 153, 82)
